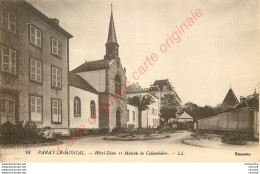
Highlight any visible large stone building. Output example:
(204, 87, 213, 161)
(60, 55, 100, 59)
(71, 7, 128, 130)
(0, 1, 161, 134)
(0, 0, 73, 135)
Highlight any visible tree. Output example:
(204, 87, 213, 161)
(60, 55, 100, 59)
(182, 102, 223, 120)
(127, 95, 155, 128)
(160, 93, 180, 124)
(183, 102, 199, 117)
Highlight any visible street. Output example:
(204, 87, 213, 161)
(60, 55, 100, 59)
(1, 131, 259, 162)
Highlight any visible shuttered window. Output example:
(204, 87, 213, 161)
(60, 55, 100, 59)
(1, 46, 16, 75)
(30, 58, 42, 82)
(52, 38, 62, 57)
(52, 99, 62, 123)
(30, 95, 42, 122)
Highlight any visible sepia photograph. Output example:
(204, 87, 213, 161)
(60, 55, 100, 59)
(0, 0, 259, 163)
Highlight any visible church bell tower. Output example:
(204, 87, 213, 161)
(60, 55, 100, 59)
(105, 4, 119, 59)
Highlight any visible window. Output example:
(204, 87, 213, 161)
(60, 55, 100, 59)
(90, 100, 96, 117)
(163, 86, 167, 91)
(133, 111, 135, 122)
(0, 92, 15, 124)
(52, 99, 62, 123)
(29, 25, 41, 47)
(30, 58, 42, 82)
(127, 109, 129, 121)
(74, 97, 81, 117)
(30, 95, 42, 122)
(1, 10, 16, 33)
(115, 74, 121, 96)
(51, 66, 62, 88)
(52, 38, 62, 57)
(1, 46, 16, 75)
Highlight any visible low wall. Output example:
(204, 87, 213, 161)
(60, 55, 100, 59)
(197, 107, 259, 139)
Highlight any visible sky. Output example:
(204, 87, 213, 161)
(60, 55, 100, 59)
(28, 0, 259, 106)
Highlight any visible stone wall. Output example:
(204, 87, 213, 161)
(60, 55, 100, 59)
(197, 107, 259, 139)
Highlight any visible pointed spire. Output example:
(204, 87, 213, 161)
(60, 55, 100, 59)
(105, 3, 119, 59)
(107, 3, 117, 44)
(221, 88, 239, 109)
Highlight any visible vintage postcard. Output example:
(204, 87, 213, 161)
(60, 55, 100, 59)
(0, 0, 259, 162)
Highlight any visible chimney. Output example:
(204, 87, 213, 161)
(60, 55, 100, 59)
(51, 18, 59, 25)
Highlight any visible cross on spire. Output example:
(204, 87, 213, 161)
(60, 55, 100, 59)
(107, 3, 117, 44)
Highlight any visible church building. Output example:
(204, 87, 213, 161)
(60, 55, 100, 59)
(70, 6, 127, 130)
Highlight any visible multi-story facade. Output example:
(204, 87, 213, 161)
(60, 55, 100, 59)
(149, 79, 182, 104)
(149, 79, 182, 117)
(0, 0, 72, 135)
(126, 83, 160, 128)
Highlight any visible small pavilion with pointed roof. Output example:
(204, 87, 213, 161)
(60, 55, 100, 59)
(221, 88, 239, 110)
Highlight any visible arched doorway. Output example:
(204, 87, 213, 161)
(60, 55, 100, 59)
(116, 109, 121, 128)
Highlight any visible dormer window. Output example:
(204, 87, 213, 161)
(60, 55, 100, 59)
(163, 86, 167, 91)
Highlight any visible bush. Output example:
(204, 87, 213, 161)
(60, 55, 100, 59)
(0, 121, 15, 144)
(69, 128, 110, 137)
(128, 124, 135, 130)
(99, 128, 109, 135)
(156, 125, 162, 131)
(197, 129, 208, 135)
(133, 128, 155, 135)
(111, 127, 128, 135)
(221, 131, 249, 145)
(0, 121, 53, 145)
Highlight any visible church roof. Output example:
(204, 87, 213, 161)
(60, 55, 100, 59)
(107, 5, 117, 44)
(72, 59, 110, 73)
(221, 88, 239, 108)
(69, 72, 98, 94)
(152, 79, 173, 91)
